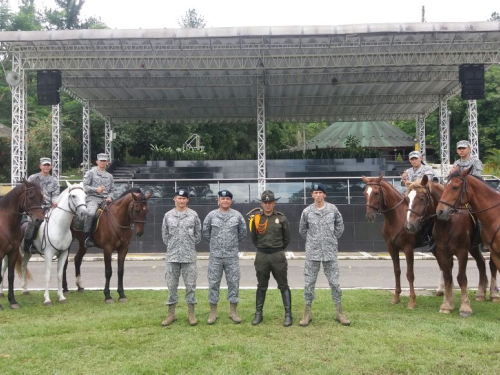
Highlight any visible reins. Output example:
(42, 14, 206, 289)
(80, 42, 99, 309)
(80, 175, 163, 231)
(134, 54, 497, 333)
(365, 182, 405, 214)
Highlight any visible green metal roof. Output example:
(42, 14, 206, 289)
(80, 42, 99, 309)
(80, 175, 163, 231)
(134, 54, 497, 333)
(303, 121, 414, 150)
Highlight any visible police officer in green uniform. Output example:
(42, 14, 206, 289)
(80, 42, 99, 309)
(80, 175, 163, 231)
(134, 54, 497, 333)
(251, 190, 292, 327)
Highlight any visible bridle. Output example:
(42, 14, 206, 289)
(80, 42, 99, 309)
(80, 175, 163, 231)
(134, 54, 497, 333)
(55, 187, 87, 215)
(365, 182, 405, 215)
(106, 194, 148, 230)
(0, 185, 43, 217)
(438, 175, 469, 213)
(407, 187, 435, 222)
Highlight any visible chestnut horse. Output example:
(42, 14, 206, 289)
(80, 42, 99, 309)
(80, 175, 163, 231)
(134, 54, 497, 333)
(405, 175, 494, 317)
(437, 168, 500, 291)
(362, 174, 430, 308)
(63, 188, 152, 303)
(0, 180, 44, 309)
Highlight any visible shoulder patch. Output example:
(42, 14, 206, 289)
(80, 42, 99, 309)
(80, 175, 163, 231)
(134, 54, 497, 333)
(276, 211, 284, 216)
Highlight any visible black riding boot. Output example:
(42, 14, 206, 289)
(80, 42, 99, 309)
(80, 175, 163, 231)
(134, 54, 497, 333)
(23, 238, 36, 254)
(84, 232, 95, 248)
(251, 289, 266, 326)
(281, 288, 293, 327)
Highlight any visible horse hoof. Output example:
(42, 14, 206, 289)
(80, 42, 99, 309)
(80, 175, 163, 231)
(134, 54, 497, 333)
(43, 301, 53, 307)
(439, 309, 451, 314)
(460, 311, 472, 318)
(59, 299, 67, 304)
(475, 296, 486, 302)
(77, 288, 85, 293)
(407, 304, 417, 310)
(10, 304, 20, 310)
(0, 292, 4, 298)
(491, 297, 500, 303)
(105, 299, 114, 304)
(0, 304, 3, 310)
(63, 290, 70, 296)
(435, 291, 444, 297)
(119, 298, 128, 303)
(391, 299, 400, 305)
(23, 291, 31, 296)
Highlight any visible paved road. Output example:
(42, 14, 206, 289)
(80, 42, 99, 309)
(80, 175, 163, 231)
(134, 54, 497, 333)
(6, 257, 488, 292)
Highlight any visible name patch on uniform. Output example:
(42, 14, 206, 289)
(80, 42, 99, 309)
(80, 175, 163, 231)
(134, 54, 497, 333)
(275, 218, 279, 224)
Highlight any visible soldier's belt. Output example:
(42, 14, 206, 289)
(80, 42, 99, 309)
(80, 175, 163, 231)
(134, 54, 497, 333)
(257, 248, 283, 254)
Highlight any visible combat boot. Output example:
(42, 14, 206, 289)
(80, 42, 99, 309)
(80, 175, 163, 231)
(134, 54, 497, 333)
(229, 303, 242, 324)
(188, 304, 198, 326)
(252, 289, 266, 326)
(84, 232, 95, 248)
(335, 303, 351, 326)
(299, 304, 312, 327)
(281, 288, 293, 327)
(161, 304, 177, 326)
(207, 303, 218, 325)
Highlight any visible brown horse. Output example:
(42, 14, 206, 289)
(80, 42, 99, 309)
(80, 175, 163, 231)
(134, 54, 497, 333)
(64, 187, 152, 303)
(437, 168, 500, 288)
(0, 180, 44, 309)
(362, 174, 429, 309)
(405, 175, 493, 317)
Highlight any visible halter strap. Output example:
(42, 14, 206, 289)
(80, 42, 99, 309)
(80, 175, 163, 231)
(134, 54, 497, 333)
(365, 182, 405, 214)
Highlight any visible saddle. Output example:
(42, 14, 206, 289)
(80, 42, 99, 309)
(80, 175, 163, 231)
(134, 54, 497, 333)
(72, 207, 105, 232)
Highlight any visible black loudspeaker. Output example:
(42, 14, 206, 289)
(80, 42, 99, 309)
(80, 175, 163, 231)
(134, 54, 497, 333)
(459, 64, 485, 100)
(37, 70, 62, 105)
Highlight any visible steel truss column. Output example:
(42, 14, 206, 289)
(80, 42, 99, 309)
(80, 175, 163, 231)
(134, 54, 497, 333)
(105, 116, 112, 162)
(82, 100, 91, 174)
(439, 99, 450, 178)
(11, 54, 26, 184)
(257, 76, 266, 195)
(467, 100, 479, 158)
(416, 114, 426, 161)
(51, 104, 61, 180)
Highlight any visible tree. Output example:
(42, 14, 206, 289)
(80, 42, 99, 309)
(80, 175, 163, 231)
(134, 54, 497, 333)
(489, 12, 500, 21)
(178, 8, 206, 28)
(44, 0, 85, 30)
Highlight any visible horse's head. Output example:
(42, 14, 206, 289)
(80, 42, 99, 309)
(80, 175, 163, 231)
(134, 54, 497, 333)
(436, 168, 472, 221)
(66, 181, 88, 221)
(129, 190, 153, 237)
(404, 175, 437, 234)
(362, 174, 384, 222)
(22, 179, 44, 225)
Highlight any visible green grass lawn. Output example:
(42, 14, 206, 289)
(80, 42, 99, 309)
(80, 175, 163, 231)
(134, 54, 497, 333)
(1, 289, 499, 374)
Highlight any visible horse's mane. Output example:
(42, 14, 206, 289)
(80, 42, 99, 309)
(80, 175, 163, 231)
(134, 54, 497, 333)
(0, 181, 34, 209)
(405, 179, 442, 195)
(118, 187, 144, 200)
(56, 186, 69, 204)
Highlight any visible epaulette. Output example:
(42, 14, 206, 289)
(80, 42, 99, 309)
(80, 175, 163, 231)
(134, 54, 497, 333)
(276, 211, 285, 216)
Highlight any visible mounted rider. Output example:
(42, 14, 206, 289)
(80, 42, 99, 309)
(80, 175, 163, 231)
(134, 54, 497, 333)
(24, 157, 60, 254)
(82, 153, 114, 247)
(450, 140, 483, 179)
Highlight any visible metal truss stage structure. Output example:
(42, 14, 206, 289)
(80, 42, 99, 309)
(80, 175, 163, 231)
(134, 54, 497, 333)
(2, 22, 500, 190)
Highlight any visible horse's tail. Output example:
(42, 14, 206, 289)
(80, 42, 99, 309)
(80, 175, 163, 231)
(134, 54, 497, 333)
(15, 249, 33, 283)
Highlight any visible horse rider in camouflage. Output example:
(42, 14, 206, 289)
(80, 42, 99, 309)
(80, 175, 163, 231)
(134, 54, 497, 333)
(82, 153, 115, 247)
(450, 140, 483, 179)
(24, 157, 60, 254)
(161, 189, 202, 327)
(299, 183, 350, 326)
(203, 189, 247, 324)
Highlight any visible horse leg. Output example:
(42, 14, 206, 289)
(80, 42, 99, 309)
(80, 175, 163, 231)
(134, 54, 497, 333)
(103, 249, 113, 303)
(57, 251, 69, 303)
(0, 256, 7, 297)
(437, 252, 454, 314)
(490, 255, 500, 302)
(404, 248, 417, 309)
(469, 243, 487, 301)
(62, 254, 69, 295)
(74, 240, 87, 292)
(117, 248, 128, 302)
(7, 251, 20, 309)
(388, 245, 402, 305)
(456, 251, 472, 317)
(43, 248, 53, 306)
(435, 271, 445, 297)
(21, 252, 31, 295)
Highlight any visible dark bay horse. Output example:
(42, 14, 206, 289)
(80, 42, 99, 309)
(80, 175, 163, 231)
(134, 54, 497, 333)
(64, 188, 152, 303)
(0, 180, 44, 309)
(362, 174, 428, 309)
(405, 175, 493, 317)
(437, 168, 500, 291)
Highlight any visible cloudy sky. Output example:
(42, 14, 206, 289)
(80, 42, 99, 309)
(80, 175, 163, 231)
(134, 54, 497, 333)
(30, 0, 500, 29)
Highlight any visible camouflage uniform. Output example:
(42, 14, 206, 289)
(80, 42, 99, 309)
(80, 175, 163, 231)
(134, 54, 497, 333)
(452, 157, 483, 179)
(404, 164, 436, 182)
(203, 208, 247, 304)
(162, 207, 201, 305)
(82, 166, 115, 232)
(299, 202, 344, 304)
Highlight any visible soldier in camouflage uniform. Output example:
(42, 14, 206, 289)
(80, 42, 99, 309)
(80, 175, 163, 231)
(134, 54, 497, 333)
(24, 157, 60, 254)
(298, 183, 350, 327)
(401, 151, 436, 186)
(161, 189, 202, 327)
(450, 140, 484, 179)
(82, 153, 115, 247)
(251, 190, 292, 327)
(203, 189, 247, 324)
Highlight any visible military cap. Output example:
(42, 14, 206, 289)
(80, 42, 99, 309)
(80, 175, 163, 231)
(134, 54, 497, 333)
(456, 140, 471, 148)
(259, 189, 280, 202)
(311, 183, 327, 194)
(218, 189, 233, 199)
(408, 151, 422, 159)
(97, 153, 109, 161)
(174, 189, 189, 198)
(40, 157, 52, 165)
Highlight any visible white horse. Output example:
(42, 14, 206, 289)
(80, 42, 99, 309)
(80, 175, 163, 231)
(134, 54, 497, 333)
(19, 181, 87, 305)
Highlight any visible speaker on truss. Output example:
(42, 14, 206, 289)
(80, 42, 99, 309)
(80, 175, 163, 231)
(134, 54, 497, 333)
(37, 70, 62, 105)
(459, 64, 485, 100)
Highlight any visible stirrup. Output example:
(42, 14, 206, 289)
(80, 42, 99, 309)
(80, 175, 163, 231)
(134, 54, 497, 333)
(84, 237, 95, 248)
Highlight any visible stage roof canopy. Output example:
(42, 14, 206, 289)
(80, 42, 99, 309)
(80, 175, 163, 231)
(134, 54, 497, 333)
(1, 21, 500, 124)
